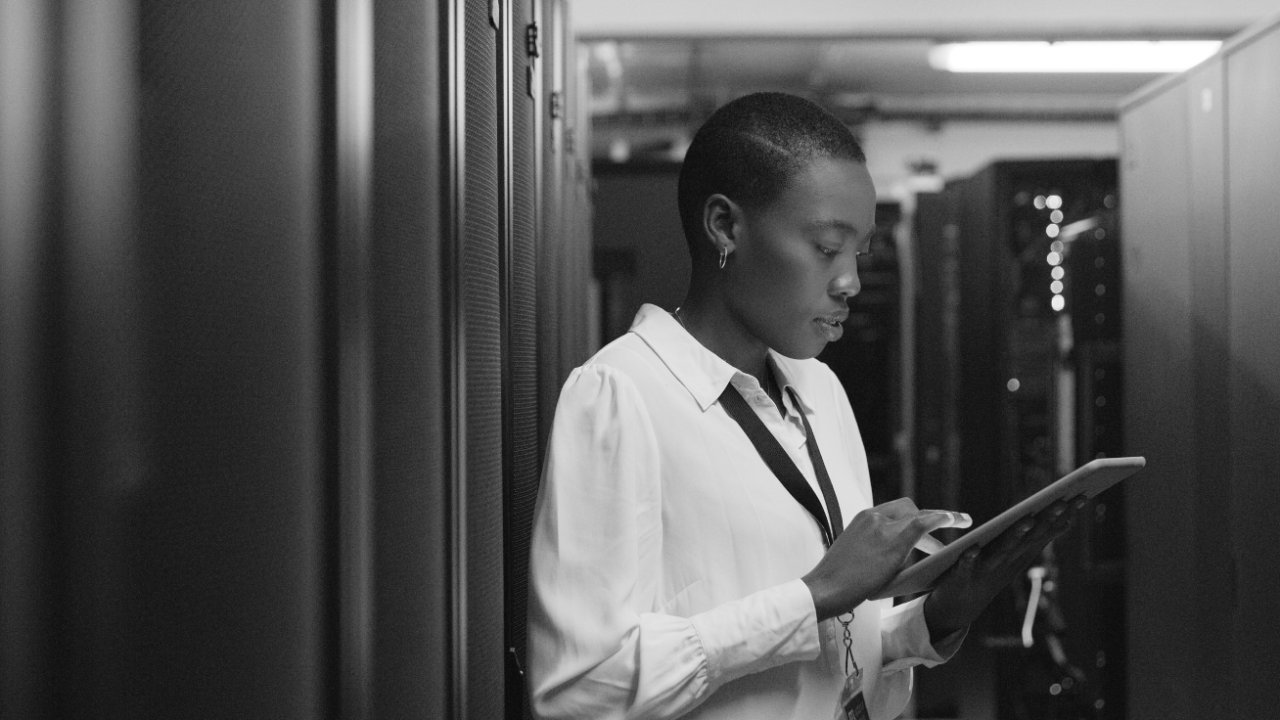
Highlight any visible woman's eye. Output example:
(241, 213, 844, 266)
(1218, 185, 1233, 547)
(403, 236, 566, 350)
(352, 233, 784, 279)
(818, 245, 840, 257)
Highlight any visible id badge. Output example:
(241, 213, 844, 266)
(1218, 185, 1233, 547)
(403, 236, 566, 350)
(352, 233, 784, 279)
(836, 666, 869, 720)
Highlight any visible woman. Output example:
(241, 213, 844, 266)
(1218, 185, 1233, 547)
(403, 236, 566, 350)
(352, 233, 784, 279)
(528, 92, 1080, 720)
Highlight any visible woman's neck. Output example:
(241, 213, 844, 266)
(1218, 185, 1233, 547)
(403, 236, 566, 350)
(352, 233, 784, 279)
(674, 294, 771, 386)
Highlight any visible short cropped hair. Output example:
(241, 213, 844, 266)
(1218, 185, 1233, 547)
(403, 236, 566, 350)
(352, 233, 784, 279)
(677, 92, 866, 253)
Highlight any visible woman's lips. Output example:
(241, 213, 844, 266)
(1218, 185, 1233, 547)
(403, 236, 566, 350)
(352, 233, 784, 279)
(814, 316, 845, 341)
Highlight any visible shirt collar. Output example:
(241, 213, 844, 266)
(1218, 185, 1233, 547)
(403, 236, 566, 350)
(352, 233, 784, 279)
(629, 303, 818, 416)
(774, 358, 817, 417)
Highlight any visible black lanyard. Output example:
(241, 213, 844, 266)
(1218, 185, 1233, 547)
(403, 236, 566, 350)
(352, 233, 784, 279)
(718, 380, 844, 547)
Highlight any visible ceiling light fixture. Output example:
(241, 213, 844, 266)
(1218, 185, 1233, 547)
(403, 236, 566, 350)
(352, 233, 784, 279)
(929, 41, 1222, 73)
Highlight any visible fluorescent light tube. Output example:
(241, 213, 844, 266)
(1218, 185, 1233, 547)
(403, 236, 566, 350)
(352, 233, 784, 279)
(929, 41, 1222, 73)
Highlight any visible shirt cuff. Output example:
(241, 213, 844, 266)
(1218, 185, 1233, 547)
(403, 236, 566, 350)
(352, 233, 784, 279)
(880, 595, 968, 673)
(689, 578, 822, 689)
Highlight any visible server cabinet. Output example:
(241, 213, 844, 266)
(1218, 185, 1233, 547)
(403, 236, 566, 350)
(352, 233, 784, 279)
(916, 160, 1125, 720)
(536, 0, 566, 448)
(1223, 22, 1280, 718)
(1119, 77, 1199, 720)
(455, 0, 507, 717)
(913, 192, 964, 521)
(0, 3, 333, 718)
(502, 0, 543, 716)
(369, 0, 452, 716)
(511, 1, 595, 715)
(0, 2, 593, 718)
(1181, 57, 1234, 720)
(818, 204, 905, 505)
(534, 0, 593, 434)
(1120, 13, 1280, 718)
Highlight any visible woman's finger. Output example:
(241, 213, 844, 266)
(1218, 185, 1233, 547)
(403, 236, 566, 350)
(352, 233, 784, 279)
(979, 500, 1080, 573)
(932, 510, 972, 529)
(912, 509, 973, 532)
(897, 510, 975, 549)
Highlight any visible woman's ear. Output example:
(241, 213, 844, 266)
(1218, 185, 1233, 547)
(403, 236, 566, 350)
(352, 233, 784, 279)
(701, 193, 741, 257)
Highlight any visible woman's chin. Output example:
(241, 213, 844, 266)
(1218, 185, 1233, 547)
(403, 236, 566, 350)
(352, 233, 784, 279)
(771, 335, 830, 361)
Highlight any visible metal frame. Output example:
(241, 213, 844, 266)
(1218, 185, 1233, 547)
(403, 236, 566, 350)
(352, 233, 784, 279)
(441, 0, 469, 717)
(331, 0, 375, 716)
(497, 3, 517, 705)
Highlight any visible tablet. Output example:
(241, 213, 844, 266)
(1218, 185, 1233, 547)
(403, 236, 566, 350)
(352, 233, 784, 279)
(871, 456, 1146, 600)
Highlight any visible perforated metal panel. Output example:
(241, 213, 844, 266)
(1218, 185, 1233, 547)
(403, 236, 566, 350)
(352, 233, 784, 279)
(135, 4, 328, 717)
(463, 1, 506, 718)
(536, 0, 567, 451)
(1, 1, 530, 718)
(0, 3, 331, 718)
(505, 1, 541, 717)
(370, 0, 449, 716)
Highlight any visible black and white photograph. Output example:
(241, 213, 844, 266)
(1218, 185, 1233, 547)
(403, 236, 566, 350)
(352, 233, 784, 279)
(2, 1, 1278, 718)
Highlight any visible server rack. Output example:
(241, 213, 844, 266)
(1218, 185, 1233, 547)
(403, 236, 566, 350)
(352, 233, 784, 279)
(818, 203, 906, 505)
(1119, 15, 1280, 718)
(369, 0, 451, 715)
(502, 0, 538, 714)
(913, 160, 1125, 720)
(0, 1, 593, 718)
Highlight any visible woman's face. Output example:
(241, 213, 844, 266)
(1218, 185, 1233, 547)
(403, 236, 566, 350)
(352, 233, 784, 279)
(724, 156, 877, 360)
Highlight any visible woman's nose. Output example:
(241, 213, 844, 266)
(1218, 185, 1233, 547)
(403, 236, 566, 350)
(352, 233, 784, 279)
(830, 266, 861, 299)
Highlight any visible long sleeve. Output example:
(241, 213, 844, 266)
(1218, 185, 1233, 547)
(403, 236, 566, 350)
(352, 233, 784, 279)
(880, 596, 967, 672)
(527, 364, 822, 720)
(846, 596, 964, 720)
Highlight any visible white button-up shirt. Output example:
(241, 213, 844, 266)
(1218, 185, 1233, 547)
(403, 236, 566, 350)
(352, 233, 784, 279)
(528, 304, 961, 720)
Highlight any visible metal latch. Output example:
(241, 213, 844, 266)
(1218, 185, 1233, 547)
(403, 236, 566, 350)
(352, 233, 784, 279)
(526, 23, 540, 58)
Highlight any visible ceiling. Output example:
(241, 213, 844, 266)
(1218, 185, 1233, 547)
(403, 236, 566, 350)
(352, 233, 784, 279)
(587, 38, 1158, 122)
(570, 0, 1278, 40)
(575, 0, 1279, 160)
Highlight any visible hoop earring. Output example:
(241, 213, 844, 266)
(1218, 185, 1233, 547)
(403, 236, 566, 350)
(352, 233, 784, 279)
(719, 247, 729, 269)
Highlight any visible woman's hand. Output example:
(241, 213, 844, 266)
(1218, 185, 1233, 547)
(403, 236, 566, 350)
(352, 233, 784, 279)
(922, 497, 1087, 642)
(802, 498, 971, 621)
